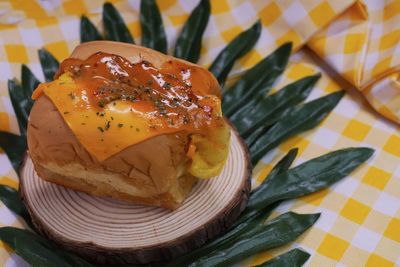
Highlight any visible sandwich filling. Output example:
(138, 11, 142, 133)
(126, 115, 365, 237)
(32, 52, 230, 179)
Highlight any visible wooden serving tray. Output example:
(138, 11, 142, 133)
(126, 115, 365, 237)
(20, 128, 251, 264)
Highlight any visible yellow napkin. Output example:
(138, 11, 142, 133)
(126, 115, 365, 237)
(308, 0, 400, 124)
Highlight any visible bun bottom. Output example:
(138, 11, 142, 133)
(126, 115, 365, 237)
(33, 162, 197, 210)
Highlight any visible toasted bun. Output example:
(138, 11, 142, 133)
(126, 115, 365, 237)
(27, 41, 222, 209)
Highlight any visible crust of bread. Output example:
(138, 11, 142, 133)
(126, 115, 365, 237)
(27, 41, 223, 209)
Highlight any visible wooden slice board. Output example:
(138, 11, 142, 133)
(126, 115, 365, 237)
(20, 128, 251, 264)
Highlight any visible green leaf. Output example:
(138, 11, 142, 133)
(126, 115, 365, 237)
(255, 248, 310, 267)
(21, 65, 40, 97)
(250, 91, 345, 164)
(174, 148, 300, 266)
(173, 0, 210, 63)
(244, 106, 295, 146)
(248, 148, 298, 210)
(188, 212, 320, 267)
(245, 125, 266, 147)
(80, 15, 103, 43)
(0, 227, 94, 267)
(140, 0, 167, 53)
(0, 185, 33, 228)
(168, 149, 298, 267)
(166, 204, 277, 267)
(222, 43, 292, 116)
(8, 80, 30, 136)
(250, 147, 374, 206)
(15, 237, 70, 267)
(209, 20, 262, 87)
(38, 48, 60, 82)
(232, 148, 298, 227)
(0, 132, 26, 173)
(231, 74, 320, 137)
(103, 2, 135, 43)
(0, 227, 72, 267)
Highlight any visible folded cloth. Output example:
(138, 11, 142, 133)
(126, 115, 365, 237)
(309, 0, 400, 124)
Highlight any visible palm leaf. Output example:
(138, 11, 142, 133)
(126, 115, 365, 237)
(0, 227, 94, 267)
(246, 147, 374, 213)
(222, 43, 292, 116)
(103, 2, 135, 43)
(187, 212, 320, 267)
(38, 48, 59, 81)
(0, 132, 26, 173)
(21, 65, 40, 97)
(7, 65, 39, 137)
(140, 0, 167, 53)
(8, 80, 31, 136)
(167, 149, 298, 267)
(255, 248, 310, 267)
(250, 91, 344, 164)
(209, 20, 262, 87)
(231, 74, 320, 137)
(0, 185, 33, 229)
(80, 15, 103, 43)
(173, 0, 210, 63)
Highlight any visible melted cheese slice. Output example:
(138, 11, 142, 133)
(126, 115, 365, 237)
(33, 73, 230, 179)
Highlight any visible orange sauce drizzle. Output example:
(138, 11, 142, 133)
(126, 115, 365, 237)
(33, 52, 226, 161)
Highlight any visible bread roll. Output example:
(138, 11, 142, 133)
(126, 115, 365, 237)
(27, 41, 230, 210)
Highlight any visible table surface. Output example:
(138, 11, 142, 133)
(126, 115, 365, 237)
(0, 1, 399, 266)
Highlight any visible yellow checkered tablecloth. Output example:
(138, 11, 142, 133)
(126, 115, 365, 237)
(0, 0, 399, 266)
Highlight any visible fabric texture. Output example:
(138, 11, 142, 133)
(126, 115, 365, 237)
(0, 0, 399, 266)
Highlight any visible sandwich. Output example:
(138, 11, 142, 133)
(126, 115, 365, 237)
(27, 41, 230, 210)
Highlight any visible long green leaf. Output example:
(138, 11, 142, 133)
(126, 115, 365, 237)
(188, 212, 320, 267)
(38, 48, 60, 82)
(233, 148, 298, 227)
(250, 91, 344, 164)
(222, 43, 292, 116)
(168, 149, 300, 267)
(0, 132, 26, 173)
(255, 248, 310, 267)
(0, 227, 94, 267)
(103, 2, 135, 43)
(173, 0, 210, 63)
(8, 80, 30, 136)
(167, 204, 277, 267)
(15, 237, 70, 267)
(168, 149, 299, 267)
(231, 74, 320, 137)
(80, 15, 103, 43)
(140, 0, 167, 53)
(21, 65, 40, 97)
(209, 20, 262, 87)
(244, 106, 296, 146)
(0, 185, 33, 228)
(245, 125, 267, 146)
(249, 147, 374, 209)
(0, 227, 72, 267)
(248, 148, 298, 208)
